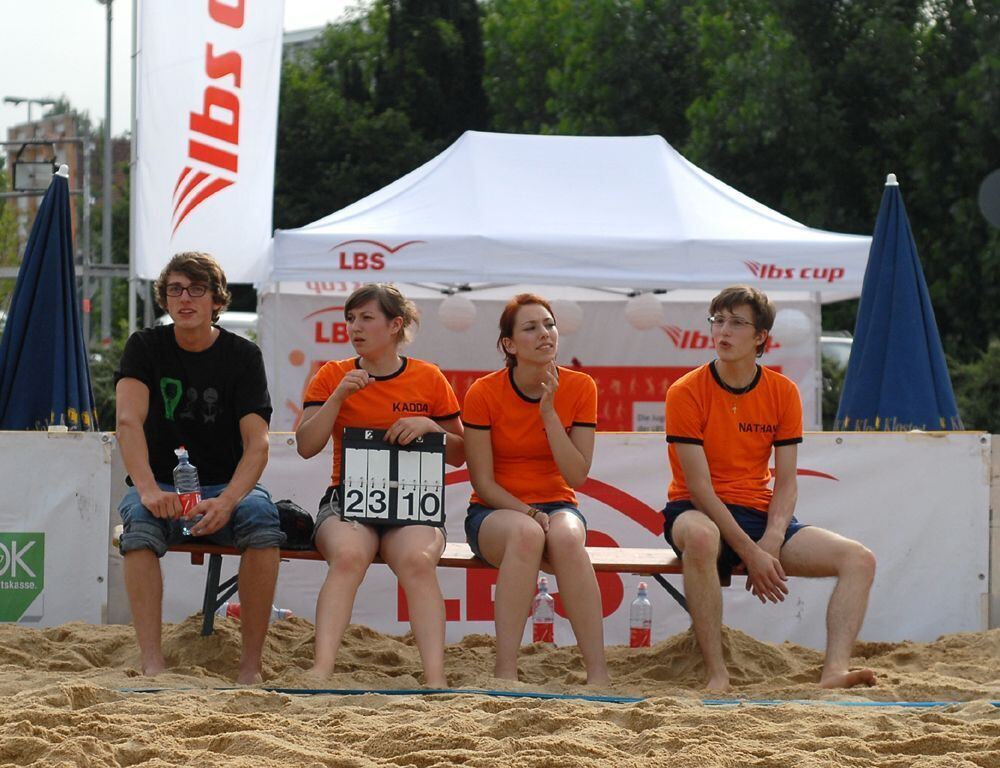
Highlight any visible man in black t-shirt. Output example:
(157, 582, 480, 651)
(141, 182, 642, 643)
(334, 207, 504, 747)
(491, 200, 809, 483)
(115, 252, 284, 684)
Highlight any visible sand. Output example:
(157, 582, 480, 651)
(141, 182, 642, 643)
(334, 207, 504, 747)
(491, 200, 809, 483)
(0, 618, 997, 767)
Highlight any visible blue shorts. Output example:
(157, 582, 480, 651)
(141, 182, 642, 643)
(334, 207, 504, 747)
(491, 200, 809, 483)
(662, 500, 807, 573)
(118, 482, 285, 557)
(465, 502, 587, 567)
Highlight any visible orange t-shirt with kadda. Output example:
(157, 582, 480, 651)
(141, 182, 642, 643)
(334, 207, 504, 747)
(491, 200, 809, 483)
(303, 357, 461, 486)
(462, 366, 598, 506)
(665, 362, 803, 512)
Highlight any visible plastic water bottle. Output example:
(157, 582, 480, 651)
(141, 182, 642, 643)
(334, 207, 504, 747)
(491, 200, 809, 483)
(214, 602, 293, 622)
(532, 576, 555, 643)
(629, 581, 652, 648)
(173, 446, 202, 536)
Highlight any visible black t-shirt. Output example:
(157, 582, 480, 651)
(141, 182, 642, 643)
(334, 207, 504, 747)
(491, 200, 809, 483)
(115, 325, 272, 485)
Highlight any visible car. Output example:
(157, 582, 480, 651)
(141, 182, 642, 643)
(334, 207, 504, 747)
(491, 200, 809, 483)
(155, 310, 258, 341)
(821, 333, 852, 369)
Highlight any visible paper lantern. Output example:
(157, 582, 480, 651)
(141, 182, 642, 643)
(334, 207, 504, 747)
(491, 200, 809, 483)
(624, 293, 664, 330)
(438, 293, 477, 332)
(771, 308, 812, 345)
(550, 299, 583, 334)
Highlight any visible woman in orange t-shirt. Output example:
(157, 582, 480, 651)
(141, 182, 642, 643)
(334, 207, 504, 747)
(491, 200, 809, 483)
(463, 294, 609, 684)
(295, 284, 465, 686)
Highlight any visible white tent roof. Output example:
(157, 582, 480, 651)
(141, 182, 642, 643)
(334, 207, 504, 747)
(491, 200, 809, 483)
(268, 131, 870, 302)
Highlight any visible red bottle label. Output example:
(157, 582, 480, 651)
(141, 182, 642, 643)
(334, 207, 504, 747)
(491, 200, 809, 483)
(532, 621, 554, 643)
(178, 491, 202, 516)
(630, 627, 651, 648)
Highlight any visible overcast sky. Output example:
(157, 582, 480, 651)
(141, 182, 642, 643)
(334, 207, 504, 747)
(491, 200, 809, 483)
(0, 0, 358, 140)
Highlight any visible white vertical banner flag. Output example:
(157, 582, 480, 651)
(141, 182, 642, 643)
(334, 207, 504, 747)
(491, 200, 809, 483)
(135, 0, 284, 281)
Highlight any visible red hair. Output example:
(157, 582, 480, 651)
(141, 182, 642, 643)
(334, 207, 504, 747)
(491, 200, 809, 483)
(497, 293, 555, 367)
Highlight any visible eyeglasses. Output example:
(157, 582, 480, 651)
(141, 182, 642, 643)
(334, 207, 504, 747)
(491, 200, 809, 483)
(165, 283, 210, 298)
(708, 315, 755, 331)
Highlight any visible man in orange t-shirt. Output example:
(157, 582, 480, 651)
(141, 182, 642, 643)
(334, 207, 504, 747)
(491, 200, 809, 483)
(664, 286, 876, 692)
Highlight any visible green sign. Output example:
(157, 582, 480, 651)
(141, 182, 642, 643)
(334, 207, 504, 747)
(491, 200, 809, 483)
(0, 533, 44, 621)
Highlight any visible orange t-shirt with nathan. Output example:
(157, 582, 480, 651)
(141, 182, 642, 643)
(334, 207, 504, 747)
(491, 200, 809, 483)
(303, 357, 461, 486)
(665, 362, 803, 512)
(462, 366, 598, 506)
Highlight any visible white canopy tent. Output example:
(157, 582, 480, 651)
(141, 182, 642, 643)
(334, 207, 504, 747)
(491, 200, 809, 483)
(263, 131, 870, 301)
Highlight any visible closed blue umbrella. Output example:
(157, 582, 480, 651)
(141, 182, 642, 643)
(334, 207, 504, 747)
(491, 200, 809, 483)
(835, 174, 961, 431)
(0, 165, 98, 430)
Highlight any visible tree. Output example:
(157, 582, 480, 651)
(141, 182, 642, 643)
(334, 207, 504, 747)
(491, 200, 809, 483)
(482, 0, 566, 132)
(0, 164, 21, 317)
(548, 0, 699, 141)
(274, 2, 491, 229)
(378, 0, 489, 143)
(950, 339, 1000, 433)
(483, 0, 699, 142)
(903, 0, 1000, 360)
(273, 54, 431, 229)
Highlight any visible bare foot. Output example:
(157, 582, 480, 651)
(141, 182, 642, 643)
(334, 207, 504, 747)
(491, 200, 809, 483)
(304, 665, 331, 681)
(493, 664, 519, 681)
(236, 664, 264, 685)
(424, 677, 448, 689)
(704, 672, 731, 693)
(140, 656, 166, 677)
(586, 673, 612, 686)
(235, 667, 263, 685)
(820, 668, 877, 689)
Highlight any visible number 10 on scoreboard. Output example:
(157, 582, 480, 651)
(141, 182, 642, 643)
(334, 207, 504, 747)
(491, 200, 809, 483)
(340, 427, 446, 527)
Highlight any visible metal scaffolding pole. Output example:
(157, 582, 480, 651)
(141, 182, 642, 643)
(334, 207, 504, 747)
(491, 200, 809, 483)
(100, 0, 114, 343)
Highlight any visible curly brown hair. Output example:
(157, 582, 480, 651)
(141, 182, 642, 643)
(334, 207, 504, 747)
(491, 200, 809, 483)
(154, 252, 232, 323)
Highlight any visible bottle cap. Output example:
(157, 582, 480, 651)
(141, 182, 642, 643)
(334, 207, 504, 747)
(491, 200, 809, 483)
(638, 581, 647, 590)
(538, 576, 548, 589)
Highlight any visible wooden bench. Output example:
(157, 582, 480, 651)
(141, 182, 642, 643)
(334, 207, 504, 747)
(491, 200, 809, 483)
(165, 541, 733, 636)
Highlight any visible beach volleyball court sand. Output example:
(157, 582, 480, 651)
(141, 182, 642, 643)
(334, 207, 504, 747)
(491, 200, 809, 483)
(0, 619, 996, 767)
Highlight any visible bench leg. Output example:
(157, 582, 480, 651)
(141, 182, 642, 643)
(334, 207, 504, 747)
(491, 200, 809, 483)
(650, 574, 689, 613)
(648, 569, 733, 614)
(199, 554, 240, 636)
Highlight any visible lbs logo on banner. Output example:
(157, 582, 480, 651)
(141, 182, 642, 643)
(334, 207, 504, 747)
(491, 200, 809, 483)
(0, 533, 44, 622)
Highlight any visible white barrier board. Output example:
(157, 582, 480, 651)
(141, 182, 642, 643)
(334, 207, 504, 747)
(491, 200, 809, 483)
(0, 432, 112, 626)
(146, 432, 992, 648)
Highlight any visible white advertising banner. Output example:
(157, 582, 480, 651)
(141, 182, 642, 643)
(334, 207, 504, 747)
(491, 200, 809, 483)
(134, 0, 284, 281)
(259, 284, 823, 431)
(148, 432, 992, 649)
(0, 432, 112, 626)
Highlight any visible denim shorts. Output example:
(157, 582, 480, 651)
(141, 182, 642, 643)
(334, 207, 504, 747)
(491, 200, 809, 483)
(662, 499, 807, 573)
(465, 501, 587, 567)
(117, 482, 285, 557)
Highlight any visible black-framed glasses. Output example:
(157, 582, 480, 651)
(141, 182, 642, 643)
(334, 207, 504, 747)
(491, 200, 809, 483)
(708, 315, 754, 331)
(165, 283, 210, 298)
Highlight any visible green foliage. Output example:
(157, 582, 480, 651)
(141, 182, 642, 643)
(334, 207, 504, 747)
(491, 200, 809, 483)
(821, 354, 847, 431)
(0, 165, 20, 313)
(274, 58, 431, 229)
(484, 0, 698, 140)
(380, 0, 488, 142)
(88, 330, 127, 430)
(276, 0, 1000, 385)
(273, 0, 489, 229)
(950, 339, 1000, 433)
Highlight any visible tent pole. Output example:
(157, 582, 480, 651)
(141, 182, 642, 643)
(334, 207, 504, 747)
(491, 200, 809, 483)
(127, 0, 138, 335)
(813, 292, 823, 430)
(274, 282, 281, 429)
